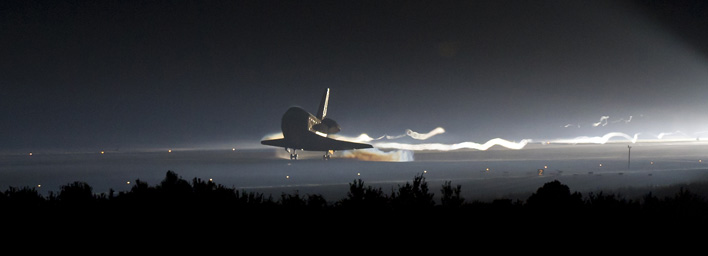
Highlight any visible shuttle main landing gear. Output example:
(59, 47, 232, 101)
(286, 148, 298, 160)
(323, 150, 334, 160)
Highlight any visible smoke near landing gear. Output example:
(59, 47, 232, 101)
(336, 148, 414, 162)
(328, 127, 445, 161)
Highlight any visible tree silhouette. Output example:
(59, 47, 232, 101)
(338, 179, 389, 210)
(440, 181, 464, 208)
(280, 191, 307, 209)
(58, 181, 94, 205)
(665, 187, 707, 222)
(158, 170, 193, 200)
(305, 194, 328, 209)
(390, 173, 434, 210)
(1, 186, 45, 209)
(526, 180, 583, 212)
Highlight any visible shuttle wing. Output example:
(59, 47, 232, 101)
(260, 138, 289, 148)
(313, 135, 373, 151)
(261, 133, 372, 151)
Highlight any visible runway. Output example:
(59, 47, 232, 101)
(2, 142, 708, 202)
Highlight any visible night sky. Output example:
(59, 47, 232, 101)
(2, 0, 708, 152)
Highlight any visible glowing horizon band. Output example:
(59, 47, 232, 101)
(374, 138, 531, 151)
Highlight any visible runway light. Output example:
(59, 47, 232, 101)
(37, 184, 41, 188)
(357, 173, 361, 176)
(423, 170, 427, 174)
(168, 149, 172, 153)
(286, 176, 290, 179)
(126, 181, 131, 185)
(599, 163, 603, 167)
(101, 151, 104, 154)
(651, 161, 654, 165)
(232, 148, 236, 151)
(700, 160, 703, 163)
(209, 178, 213, 182)
(544, 165, 548, 169)
(486, 168, 490, 172)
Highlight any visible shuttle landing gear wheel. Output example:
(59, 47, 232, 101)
(323, 150, 333, 160)
(286, 148, 298, 160)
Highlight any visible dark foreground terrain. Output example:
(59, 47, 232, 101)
(2, 170, 707, 234)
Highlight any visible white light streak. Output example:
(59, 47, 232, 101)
(374, 138, 531, 151)
(657, 131, 685, 139)
(551, 132, 640, 144)
(593, 116, 609, 127)
(332, 127, 446, 143)
(610, 115, 632, 124)
(405, 127, 446, 140)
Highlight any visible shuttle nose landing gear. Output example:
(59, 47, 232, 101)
(286, 148, 298, 160)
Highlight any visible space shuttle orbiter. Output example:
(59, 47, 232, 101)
(260, 88, 372, 159)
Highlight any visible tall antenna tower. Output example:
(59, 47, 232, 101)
(627, 145, 632, 170)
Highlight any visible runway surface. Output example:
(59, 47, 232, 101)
(2, 142, 708, 202)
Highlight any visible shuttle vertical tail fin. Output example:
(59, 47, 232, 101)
(317, 88, 330, 120)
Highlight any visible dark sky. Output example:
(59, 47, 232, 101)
(2, 0, 708, 152)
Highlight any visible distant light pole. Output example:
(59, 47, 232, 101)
(627, 145, 632, 170)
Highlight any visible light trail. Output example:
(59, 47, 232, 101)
(550, 132, 640, 144)
(405, 127, 446, 140)
(657, 131, 685, 139)
(373, 138, 531, 151)
(593, 116, 609, 127)
(332, 127, 446, 142)
(610, 115, 632, 124)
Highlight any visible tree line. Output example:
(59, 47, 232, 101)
(1, 170, 707, 227)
